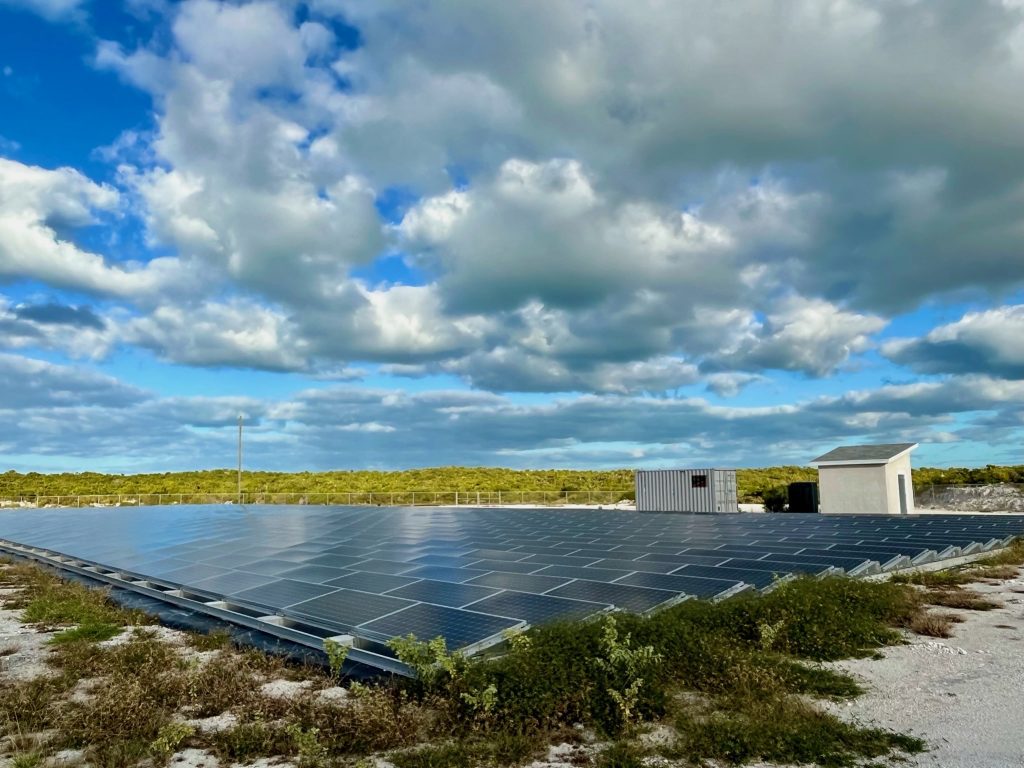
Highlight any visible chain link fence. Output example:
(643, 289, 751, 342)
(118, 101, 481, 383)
(916, 483, 1024, 513)
(0, 489, 635, 509)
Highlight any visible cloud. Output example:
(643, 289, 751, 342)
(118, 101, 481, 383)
(13, 302, 105, 329)
(883, 305, 1024, 379)
(0, 158, 188, 298)
(700, 296, 887, 376)
(0, 0, 83, 22)
(1, 353, 1021, 470)
(0, 297, 115, 359)
(0, 352, 144, 409)
(7, 0, 1024, 472)
(325, 0, 1024, 310)
(122, 299, 310, 372)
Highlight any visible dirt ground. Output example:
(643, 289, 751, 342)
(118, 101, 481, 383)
(822, 574, 1024, 768)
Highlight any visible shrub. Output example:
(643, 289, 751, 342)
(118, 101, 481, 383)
(762, 486, 788, 512)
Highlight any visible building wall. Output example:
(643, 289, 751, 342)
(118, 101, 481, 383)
(884, 454, 915, 515)
(818, 464, 889, 514)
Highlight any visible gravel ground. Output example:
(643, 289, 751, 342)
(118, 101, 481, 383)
(822, 575, 1024, 768)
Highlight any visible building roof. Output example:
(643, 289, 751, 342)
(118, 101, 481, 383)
(811, 443, 918, 467)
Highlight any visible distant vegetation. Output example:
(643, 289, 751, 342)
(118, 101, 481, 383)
(2, 464, 1021, 504)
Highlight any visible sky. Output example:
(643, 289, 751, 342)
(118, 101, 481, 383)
(1, 0, 1023, 474)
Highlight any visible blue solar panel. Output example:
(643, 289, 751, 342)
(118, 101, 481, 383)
(2, 504, 1022, 667)
(358, 603, 521, 649)
(324, 571, 421, 593)
(232, 579, 338, 610)
(386, 579, 500, 608)
(469, 591, 608, 625)
(402, 565, 490, 583)
(275, 565, 356, 584)
(615, 571, 744, 597)
(465, 572, 571, 593)
(289, 588, 414, 628)
(548, 580, 677, 612)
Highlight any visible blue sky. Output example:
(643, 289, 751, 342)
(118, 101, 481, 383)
(1, 0, 1024, 473)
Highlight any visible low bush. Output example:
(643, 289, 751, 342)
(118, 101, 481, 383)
(668, 693, 924, 767)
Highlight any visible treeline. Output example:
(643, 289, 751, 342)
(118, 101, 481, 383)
(1, 464, 1020, 504)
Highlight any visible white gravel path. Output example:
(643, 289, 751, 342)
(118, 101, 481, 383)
(823, 575, 1024, 768)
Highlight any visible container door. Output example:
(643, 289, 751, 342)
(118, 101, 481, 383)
(898, 474, 909, 515)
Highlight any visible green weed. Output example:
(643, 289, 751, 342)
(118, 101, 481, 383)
(185, 628, 232, 651)
(50, 621, 122, 645)
(668, 694, 925, 767)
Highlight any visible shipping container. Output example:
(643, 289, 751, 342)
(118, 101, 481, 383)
(635, 469, 739, 513)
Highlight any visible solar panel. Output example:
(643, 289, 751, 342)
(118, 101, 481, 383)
(238, 558, 320, 576)
(358, 603, 522, 650)
(671, 564, 781, 588)
(2, 503, 1022, 669)
(718, 558, 836, 577)
(288, 588, 414, 628)
(275, 565, 356, 584)
(305, 554, 368, 569)
(466, 559, 542, 574)
(231, 579, 338, 610)
(401, 565, 490, 582)
(615, 571, 744, 597)
(410, 554, 480, 567)
(593, 558, 681, 574)
(465, 572, 571, 593)
(386, 579, 500, 608)
(157, 563, 230, 584)
(324, 571, 421, 593)
(532, 564, 636, 581)
(548, 579, 678, 612)
(352, 559, 421, 575)
(468, 591, 609, 625)
(190, 570, 276, 596)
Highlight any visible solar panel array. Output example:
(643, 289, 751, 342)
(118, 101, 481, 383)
(1, 505, 1022, 656)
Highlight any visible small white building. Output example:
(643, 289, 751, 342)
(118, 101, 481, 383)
(811, 443, 918, 515)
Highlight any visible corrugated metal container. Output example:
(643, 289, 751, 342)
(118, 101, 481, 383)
(635, 469, 739, 513)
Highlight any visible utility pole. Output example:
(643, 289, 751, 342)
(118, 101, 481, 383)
(237, 414, 243, 504)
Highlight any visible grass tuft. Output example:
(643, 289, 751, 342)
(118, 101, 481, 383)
(50, 621, 123, 645)
(667, 694, 925, 767)
(926, 589, 1001, 611)
(967, 564, 1019, 581)
(10, 752, 44, 768)
(594, 741, 647, 768)
(906, 611, 954, 638)
(892, 569, 969, 588)
(389, 742, 476, 768)
(185, 628, 233, 651)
